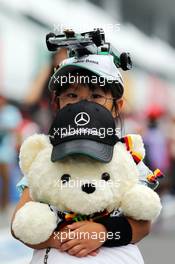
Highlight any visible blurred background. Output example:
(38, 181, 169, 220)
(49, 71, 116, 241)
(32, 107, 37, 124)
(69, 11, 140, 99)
(0, 0, 175, 263)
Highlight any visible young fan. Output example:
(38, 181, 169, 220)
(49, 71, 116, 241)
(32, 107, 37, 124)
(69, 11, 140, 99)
(12, 54, 158, 264)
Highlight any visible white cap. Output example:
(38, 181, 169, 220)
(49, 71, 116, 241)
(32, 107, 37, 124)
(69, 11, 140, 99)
(49, 54, 123, 90)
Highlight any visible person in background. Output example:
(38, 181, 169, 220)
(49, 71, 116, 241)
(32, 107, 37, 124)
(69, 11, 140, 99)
(168, 115, 175, 195)
(23, 48, 68, 132)
(0, 94, 22, 210)
(15, 105, 40, 152)
(143, 106, 169, 177)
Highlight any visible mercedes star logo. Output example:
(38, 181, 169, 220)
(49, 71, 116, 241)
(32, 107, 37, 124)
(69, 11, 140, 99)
(74, 112, 90, 126)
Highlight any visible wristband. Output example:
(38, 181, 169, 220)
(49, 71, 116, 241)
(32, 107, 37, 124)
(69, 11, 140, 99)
(95, 215, 132, 247)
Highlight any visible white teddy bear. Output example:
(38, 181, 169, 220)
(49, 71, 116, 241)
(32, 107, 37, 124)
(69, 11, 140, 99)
(12, 134, 162, 245)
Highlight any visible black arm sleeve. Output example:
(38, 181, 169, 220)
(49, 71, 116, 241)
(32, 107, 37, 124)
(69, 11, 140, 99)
(95, 215, 132, 247)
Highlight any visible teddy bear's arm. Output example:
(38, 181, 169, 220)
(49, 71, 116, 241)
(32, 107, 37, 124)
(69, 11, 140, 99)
(120, 184, 162, 221)
(12, 201, 57, 245)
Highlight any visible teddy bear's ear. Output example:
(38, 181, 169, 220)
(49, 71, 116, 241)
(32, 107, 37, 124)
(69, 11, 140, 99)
(121, 134, 145, 162)
(19, 134, 51, 174)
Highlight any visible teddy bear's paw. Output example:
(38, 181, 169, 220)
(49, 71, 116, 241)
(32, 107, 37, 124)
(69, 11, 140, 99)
(12, 201, 57, 244)
(121, 185, 162, 221)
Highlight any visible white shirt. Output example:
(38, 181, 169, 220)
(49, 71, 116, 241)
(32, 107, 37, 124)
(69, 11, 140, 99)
(30, 244, 144, 264)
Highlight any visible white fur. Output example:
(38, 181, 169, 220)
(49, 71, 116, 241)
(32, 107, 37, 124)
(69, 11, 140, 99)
(12, 201, 57, 244)
(12, 134, 162, 245)
(19, 134, 51, 175)
(121, 185, 162, 220)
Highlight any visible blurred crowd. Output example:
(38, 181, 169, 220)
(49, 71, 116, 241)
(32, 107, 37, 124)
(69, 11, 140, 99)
(0, 49, 175, 220)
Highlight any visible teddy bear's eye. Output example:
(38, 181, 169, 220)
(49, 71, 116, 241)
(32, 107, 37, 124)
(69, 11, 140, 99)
(101, 172, 110, 181)
(61, 174, 71, 183)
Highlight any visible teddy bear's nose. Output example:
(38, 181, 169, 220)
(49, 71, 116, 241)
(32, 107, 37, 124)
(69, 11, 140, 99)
(81, 183, 96, 194)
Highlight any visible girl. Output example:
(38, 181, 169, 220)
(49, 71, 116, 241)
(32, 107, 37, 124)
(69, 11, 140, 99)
(11, 54, 154, 263)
